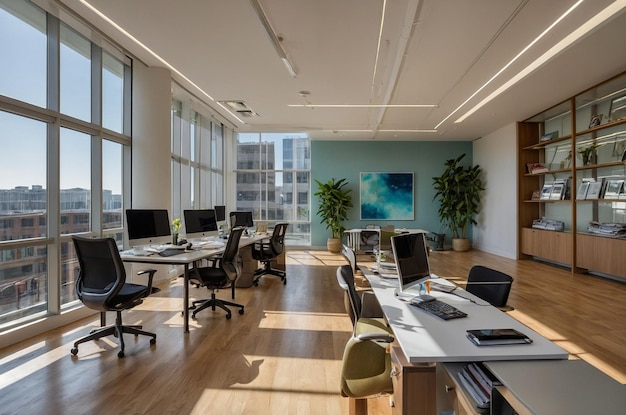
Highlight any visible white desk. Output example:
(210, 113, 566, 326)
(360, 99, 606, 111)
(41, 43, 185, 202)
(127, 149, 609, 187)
(358, 266, 568, 414)
(121, 235, 264, 333)
(362, 269, 568, 363)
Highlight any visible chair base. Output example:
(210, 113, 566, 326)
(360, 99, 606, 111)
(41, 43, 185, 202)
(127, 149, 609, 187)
(70, 311, 156, 358)
(253, 261, 286, 286)
(190, 291, 244, 319)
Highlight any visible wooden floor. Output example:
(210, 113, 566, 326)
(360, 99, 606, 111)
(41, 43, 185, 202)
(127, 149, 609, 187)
(0, 249, 625, 415)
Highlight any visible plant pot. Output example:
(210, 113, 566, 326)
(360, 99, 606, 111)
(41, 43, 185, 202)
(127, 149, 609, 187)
(327, 238, 342, 253)
(452, 238, 470, 252)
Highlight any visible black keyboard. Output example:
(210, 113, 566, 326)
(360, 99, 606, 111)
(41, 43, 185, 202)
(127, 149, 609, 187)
(158, 248, 186, 257)
(411, 298, 467, 320)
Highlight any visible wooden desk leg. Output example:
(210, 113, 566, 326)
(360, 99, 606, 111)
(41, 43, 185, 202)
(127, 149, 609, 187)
(348, 398, 368, 415)
(236, 244, 258, 288)
(183, 263, 190, 333)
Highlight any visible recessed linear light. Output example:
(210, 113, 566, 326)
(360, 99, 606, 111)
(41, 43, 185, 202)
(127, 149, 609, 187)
(455, 0, 626, 124)
(288, 104, 438, 108)
(79, 0, 245, 125)
(434, 0, 585, 129)
(322, 129, 437, 133)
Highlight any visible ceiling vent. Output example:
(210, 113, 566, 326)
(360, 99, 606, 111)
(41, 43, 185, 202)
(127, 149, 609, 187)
(219, 100, 259, 117)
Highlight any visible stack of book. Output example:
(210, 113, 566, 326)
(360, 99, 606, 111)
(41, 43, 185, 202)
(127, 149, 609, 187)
(532, 217, 565, 231)
(456, 362, 501, 410)
(587, 221, 626, 237)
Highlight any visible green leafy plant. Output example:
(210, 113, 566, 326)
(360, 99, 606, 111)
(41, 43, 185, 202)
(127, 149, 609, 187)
(314, 178, 353, 239)
(432, 154, 484, 239)
(578, 143, 600, 165)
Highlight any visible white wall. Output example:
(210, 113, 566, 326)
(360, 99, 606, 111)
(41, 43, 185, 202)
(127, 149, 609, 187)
(472, 123, 517, 259)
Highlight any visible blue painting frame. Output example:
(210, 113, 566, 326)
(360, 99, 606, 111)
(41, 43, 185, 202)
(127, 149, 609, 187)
(360, 172, 414, 220)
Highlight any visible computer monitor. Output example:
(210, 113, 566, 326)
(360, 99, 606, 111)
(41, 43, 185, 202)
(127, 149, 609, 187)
(183, 209, 218, 239)
(391, 232, 431, 296)
(214, 205, 226, 222)
(126, 209, 171, 247)
(229, 211, 254, 228)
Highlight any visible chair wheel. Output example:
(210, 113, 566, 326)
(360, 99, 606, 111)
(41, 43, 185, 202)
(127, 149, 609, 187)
(226, 313, 232, 319)
(253, 281, 259, 287)
(239, 309, 244, 315)
(117, 351, 125, 358)
(283, 278, 287, 285)
(150, 338, 156, 345)
(71, 347, 78, 356)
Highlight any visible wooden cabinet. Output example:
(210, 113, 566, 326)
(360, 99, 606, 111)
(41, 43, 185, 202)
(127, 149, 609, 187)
(518, 70, 626, 280)
(521, 228, 572, 265)
(436, 363, 485, 415)
(390, 346, 436, 415)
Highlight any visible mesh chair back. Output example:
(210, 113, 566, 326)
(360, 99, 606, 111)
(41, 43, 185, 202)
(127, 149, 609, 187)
(270, 223, 288, 255)
(336, 265, 361, 327)
(72, 236, 125, 310)
(467, 265, 513, 307)
(223, 227, 244, 263)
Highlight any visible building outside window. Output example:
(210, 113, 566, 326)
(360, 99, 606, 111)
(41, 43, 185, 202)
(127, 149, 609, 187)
(235, 133, 311, 245)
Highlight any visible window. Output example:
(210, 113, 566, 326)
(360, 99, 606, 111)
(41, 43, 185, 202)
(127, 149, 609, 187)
(0, 0, 131, 328)
(235, 133, 311, 245)
(60, 23, 92, 122)
(0, 0, 47, 107)
(171, 98, 225, 219)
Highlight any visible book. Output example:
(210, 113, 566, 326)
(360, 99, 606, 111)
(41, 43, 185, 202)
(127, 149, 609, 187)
(466, 328, 532, 346)
(526, 162, 548, 174)
(576, 182, 590, 200)
(549, 180, 566, 200)
(586, 181, 604, 199)
(539, 184, 552, 200)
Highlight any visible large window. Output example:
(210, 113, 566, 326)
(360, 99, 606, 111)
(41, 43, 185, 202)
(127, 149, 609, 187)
(0, 0, 131, 328)
(235, 133, 311, 245)
(171, 98, 225, 222)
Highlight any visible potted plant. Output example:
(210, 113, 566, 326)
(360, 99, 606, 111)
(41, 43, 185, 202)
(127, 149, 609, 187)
(314, 178, 353, 253)
(432, 154, 484, 252)
(578, 143, 600, 166)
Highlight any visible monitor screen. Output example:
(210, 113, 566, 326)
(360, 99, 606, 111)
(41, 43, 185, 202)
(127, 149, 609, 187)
(126, 209, 171, 247)
(214, 205, 226, 222)
(183, 209, 218, 239)
(229, 211, 254, 228)
(391, 232, 431, 294)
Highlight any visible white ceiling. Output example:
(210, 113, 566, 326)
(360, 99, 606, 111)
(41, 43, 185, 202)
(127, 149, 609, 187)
(60, 0, 626, 141)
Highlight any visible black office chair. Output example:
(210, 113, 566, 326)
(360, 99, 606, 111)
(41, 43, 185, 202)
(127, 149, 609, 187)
(71, 236, 157, 358)
(188, 227, 245, 319)
(466, 265, 514, 310)
(251, 223, 289, 286)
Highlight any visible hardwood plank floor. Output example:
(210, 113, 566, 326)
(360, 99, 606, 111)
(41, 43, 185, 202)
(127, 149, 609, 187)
(1, 249, 625, 414)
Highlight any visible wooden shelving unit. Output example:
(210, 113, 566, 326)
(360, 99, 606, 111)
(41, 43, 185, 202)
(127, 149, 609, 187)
(517, 70, 626, 280)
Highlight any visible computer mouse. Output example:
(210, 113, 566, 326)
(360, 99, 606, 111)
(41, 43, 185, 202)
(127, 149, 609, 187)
(186, 242, 193, 250)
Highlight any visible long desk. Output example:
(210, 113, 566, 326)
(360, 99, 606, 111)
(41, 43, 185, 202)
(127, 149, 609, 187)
(121, 235, 264, 333)
(358, 265, 568, 414)
(344, 228, 428, 252)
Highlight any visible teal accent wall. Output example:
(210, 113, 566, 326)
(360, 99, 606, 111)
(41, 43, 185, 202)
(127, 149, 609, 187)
(310, 141, 473, 247)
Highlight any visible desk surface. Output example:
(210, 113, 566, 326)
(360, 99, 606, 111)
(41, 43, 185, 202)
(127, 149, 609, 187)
(486, 360, 626, 414)
(120, 234, 263, 264)
(360, 266, 568, 363)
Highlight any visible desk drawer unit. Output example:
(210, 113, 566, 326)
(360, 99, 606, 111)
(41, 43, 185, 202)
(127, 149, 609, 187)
(390, 346, 436, 415)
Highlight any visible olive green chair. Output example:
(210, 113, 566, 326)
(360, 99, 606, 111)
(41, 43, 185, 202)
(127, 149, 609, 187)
(336, 265, 394, 410)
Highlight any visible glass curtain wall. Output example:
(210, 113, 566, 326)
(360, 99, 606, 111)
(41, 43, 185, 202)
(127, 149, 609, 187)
(235, 133, 311, 245)
(171, 98, 225, 230)
(0, 0, 131, 328)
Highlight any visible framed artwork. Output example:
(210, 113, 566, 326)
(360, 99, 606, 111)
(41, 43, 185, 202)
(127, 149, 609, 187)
(360, 172, 414, 220)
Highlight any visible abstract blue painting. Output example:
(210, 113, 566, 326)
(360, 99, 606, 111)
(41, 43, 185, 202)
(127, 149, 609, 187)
(360, 172, 414, 220)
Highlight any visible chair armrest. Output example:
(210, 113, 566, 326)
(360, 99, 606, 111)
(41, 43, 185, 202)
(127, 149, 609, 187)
(137, 269, 158, 294)
(355, 332, 394, 343)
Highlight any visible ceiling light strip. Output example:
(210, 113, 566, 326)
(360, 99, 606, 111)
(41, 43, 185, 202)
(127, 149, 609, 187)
(455, 0, 626, 123)
(435, 0, 584, 129)
(250, 0, 297, 77)
(288, 104, 438, 108)
(79, 0, 245, 125)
